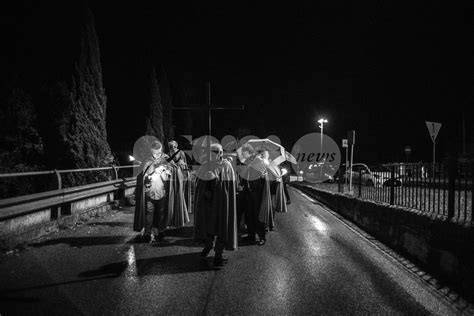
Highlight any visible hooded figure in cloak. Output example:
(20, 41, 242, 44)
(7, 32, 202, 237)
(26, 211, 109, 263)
(193, 143, 237, 266)
(167, 140, 193, 212)
(134, 140, 189, 242)
(239, 144, 268, 245)
(258, 149, 288, 232)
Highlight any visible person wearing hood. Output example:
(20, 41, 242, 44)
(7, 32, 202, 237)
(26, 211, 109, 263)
(134, 140, 189, 243)
(167, 140, 192, 212)
(239, 144, 268, 245)
(193, 143, 238, 266)
(259, 149, 288, 232)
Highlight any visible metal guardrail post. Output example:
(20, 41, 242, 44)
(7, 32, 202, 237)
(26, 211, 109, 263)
(390, 165, 395, 205)
(447, 158, 456, 219)
(113, 166, 118, 180)
(54, 169, 62, 190)
(358, 170, 362, 197)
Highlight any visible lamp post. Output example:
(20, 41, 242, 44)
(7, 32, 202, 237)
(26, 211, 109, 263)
(317, 118, 328, 179)
(129, 155, 142, 164)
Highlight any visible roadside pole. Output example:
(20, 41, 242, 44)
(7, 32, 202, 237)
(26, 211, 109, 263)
(425, 121, 441, 178)
(348, 130, 355, 193)
(340, 139, 348, 193)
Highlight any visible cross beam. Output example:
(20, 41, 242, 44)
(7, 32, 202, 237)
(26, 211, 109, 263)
(172, 82, 245, 164)
(172, 83, 244, 137)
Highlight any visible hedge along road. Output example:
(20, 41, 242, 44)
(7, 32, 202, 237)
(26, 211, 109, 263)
(0, 188, 458, 315)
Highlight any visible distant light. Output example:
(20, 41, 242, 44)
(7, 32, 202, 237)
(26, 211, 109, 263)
(308, 165, 312, 170)
(299, 170, 304, 174)
(317, 118, 328, 124)
(129, 155, 141, 164)
(281, 168, 288, 176)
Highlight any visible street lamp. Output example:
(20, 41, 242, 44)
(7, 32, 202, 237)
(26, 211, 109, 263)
(317, 118, 328, 179)
(129, 155, 142, 164)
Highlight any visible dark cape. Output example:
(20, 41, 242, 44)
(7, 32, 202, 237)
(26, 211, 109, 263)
(267, 163, 288, 213)
(168, 149, 193, 213)
(167, 163, 190, 227)
(193, 159, 238, 250)
(268, 163, 288, 214)
(259, 173, 274, 229)
(183, 169, 193, 214)
(259, 163, 288, 229)
(133, 156, 189, 232)
(273, 180, 288, 213)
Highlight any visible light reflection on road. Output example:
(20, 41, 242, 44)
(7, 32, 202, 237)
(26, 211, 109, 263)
(310, 216, 327, 234)
(125, 245, 137, 279)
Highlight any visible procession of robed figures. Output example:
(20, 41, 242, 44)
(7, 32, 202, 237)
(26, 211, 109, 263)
(132, 137, 296, 267)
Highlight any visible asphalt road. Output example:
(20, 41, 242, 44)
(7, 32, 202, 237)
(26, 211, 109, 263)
(0, 188, 460, 315)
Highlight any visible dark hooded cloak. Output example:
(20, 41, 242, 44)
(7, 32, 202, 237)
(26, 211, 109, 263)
(193, 159, 237, 250)
(133, 155, 189, 232)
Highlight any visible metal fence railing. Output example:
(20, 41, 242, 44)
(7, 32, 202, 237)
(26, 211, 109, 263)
(0, 165, 140, 222)
(0, 165, 140, 200)
(345, 160, 473, 224)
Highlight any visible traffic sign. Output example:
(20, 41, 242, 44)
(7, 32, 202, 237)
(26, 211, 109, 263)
(342, 139, 348, 148)
(425, 121, 442, 143)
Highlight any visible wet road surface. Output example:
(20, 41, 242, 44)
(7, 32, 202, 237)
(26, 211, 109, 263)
(0, 188, 460, 315)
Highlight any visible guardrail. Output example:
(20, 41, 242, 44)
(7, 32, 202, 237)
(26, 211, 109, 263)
(0, 165, 140, 243)
(0, 177, 136, 221)
(0, 165, 139, 190)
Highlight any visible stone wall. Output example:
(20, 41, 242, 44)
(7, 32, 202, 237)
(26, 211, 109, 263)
(1, 189, 133, 250)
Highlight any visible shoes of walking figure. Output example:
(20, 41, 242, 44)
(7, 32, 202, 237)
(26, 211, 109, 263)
(240, 232, 267, 246)
(149, 232, 165, 243)
(239, 228, 271, 246)
(199, 240, 230, 267)
(135, 228, 166, 243)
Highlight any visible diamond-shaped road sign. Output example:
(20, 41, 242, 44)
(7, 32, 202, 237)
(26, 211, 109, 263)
(425, 121, 442, 143)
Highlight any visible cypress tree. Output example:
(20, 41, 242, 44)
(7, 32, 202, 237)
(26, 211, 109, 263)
(159, 65, 174, 142)
(145, 67, 165, 142)
(39, 2, 113, 186)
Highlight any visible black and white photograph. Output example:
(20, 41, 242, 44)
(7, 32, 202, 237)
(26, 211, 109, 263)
(1, 1, 473, 314)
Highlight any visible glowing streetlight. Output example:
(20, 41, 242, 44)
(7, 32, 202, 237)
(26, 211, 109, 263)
(129, 155, 142, 164)
(317, 118, 328, 178)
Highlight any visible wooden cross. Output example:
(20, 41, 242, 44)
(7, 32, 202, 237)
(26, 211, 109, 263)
(172, 82, 245, 163)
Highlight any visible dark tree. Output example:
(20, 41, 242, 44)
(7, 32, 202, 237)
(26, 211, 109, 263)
(0, 84, 44, 172)
(145, 67, 165, 141)
(36, 2, 113, 186)
(0, 81, 47, 197)
(159, 66, 174, 143)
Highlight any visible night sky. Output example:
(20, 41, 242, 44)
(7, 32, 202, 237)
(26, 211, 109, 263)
(4, 1, 474, 163)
